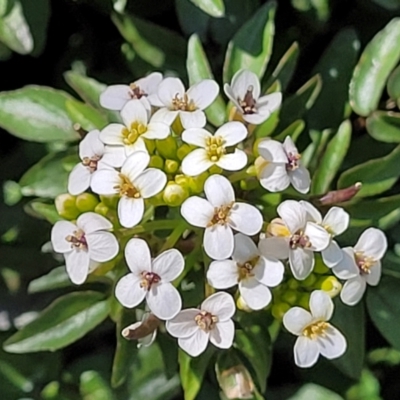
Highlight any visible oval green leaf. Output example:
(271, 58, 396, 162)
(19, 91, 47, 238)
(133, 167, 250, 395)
(189, 0, 224, 17)
(65, 99, 108, 131)
(28, 266, 70, 294)
(387, 65, 400, 100)
(366, 110, 400, 143)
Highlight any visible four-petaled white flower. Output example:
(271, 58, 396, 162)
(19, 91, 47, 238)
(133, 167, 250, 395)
(100, 72, 163, 111)
(166, 292, 235, 357)
(224, 69, 282, 125)
(115, 238, 183, 320)
(300, 201, 350, 268)
(181, 174, 263, 260)
(181, 121, 247, 176)
(91, 151, 167, 228)
(207, 233, 284, 310)
(68, 130, 125, 195)
(257, 136, 311, 194)
(51, 212, 119, 285)
(332, 228, 387, 306)
(100, 99, 170, 156)
(283, 290, 347, 368)
(152, 77, 219, 129)
(259, 200, 330, 280)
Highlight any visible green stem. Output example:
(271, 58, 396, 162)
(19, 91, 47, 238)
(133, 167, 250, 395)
(229, 170, 249, 183)
(160, 219, 189, 252)
(119, 220, 179, 237)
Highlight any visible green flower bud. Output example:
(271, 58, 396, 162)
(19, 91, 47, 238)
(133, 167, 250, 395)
(164, 159, 179, 174)
(320, 276, 342, 298)
(190, 171, 209, 193)
(94, 202, 109, 217)
(209, 165, 223, 175)
(314, 259, 329, 274)
(55, 193, 80, 220)
(302, 273, 317, 288)
(240, 178, 258, 191)
(99, 195, 119, 209)
(177, 144, 193, 160)
(287, 278, 299, 290)
(75, 193, 99, 212)
(163, 181, 189, 207)
(149, 155, 164, 169)
(172, 115, 184, 135)
(144, 138, 156, 154)
(281, 289, 298, 305)
(298, 293, 310, 310)
(156, 136, 178, 160)
(271, 302, 290, 320)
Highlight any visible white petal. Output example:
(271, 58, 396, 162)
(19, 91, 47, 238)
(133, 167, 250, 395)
(258, 237, 290, 260)
(289, 165, 311, 194)
(257, 92, 282, 113)
(322, 241, 343, 268)
(120, 99, 148, 127)
(294, 336, 320, 368)
(115, 274, 146, 308)
(229, 203, 263, 235)
(207, 260, 238, 289)
(186, 79, 219, 110)
(340, 276, 367, 306)
(201, 292, 235, 321)
(151, 108, 178, 126)
(354, 228, 387, 260)
(147, 283, 182, 320)
(283, 307, 313, 335)
(77, 212, 113, 233)
(278, 200, 306, 234)
(255, 256, 284, 287)
(143, 121, 170, 140)
(100, 124, 125, 146)
(217, 150, 247, 171)
(51, 221, 77, 253)
(240, 278, 272, 310)
(223, 83, 242, 110)
(181, 149, 213, 176)
(100, 85, 131, 110)
(323, 207, 349, 236)
(317, 325, 347, 360)
(79, 130, 104, 159)
(243, 111, 271, 125)
(68, 164, 91, 195)
(181, 196, 214, 227)
(121, 151, 149, 182)
(283, 136, 298, 155)
(233, 233, 259, 264)
(178, 329, 209, 357)
(289, 248, 314, 280)
(258, 140, 288, 163)
(86, 232, 119, 262)
(231, 70, 260, 101)
(309, 290, 333, 321)
(101, 146, 126, 168)
(367, 261, 381, 286)
(299, 201, 322, 224)
(135, 169, 166, 198)
(181, 128, 210, 147)
(90, 169, 120, 195)
(209, 319, 234, 349)
(331, 248, 359, 279)
(125, 238, 151, 275)
(204, 174, 235, 207)
(157, 77, 185, 108)
(65, 250, 90, 285)
(166, 309, 200, 338)
(204, 225, 234, 260)
(147, 94, 163, 108)
(152, 249, 184, 281)
(259, 163, 290, 192)
(215, 121, 247, 146)
(135, 72, 163, 95)
(180, 110, 206, 129)
(118, 197, 144, 228)
(305, 222, 330, 251)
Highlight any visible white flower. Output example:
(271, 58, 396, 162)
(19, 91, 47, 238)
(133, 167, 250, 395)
(91, 151, 167, 228)
(68, 130, 125, 195)
(224, 69, 282, 125)
(152, 77, 219, 129)
(207, 233, 284, 310)
(259, 200, 330, 280)
(99, 72, 163, 111)
(300, 201, 350, 268)
(181, 174, 263, 260)
(181, 122, 248, 176)
(166, 292, 235, 357)
(257, 136, 311, 194)
(100, 99, 170, 157)
(283, 290, 347, 368)
(51, 212, 119, 285)
(115, 238, 183, 320)
(332, 228, 387, 306)
(121, 312, 158, 348)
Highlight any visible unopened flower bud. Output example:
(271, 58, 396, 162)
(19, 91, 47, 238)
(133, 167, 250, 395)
(177, 144, 192, 160)
(55, 193, 80, 220)
(317, 182, 362, 205)
(156, 136, 178, 160)
(149, 155, 164, 169)
(99, 195, 119, 209)
(320, 276, 342, 298)
(267, 218, 289, 237)
(282, 290, 298, 305)
(189, 171, 209, 193)
(236, 296, 252, 312)
(164, 159, 179, 174)
(271, 302, 290, 320)
(302, 273, 317, 288)
(94, 202, 109, 217)
(298, 293, 310, 310)
(75, 193, 99, 212)
(163, 181, 189, 207)
(122, 313, 160, 348)
(217, 363, 255, 399)
(240, 178, 258, 191)
(172, 115, 184, 135)
(254, 156, 269, 178)
(144, 138, 156, 154)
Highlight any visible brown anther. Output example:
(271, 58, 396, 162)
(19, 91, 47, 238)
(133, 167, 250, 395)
(195, 311, 218, 332)
(66, 229, 87, 250)
(129, 83, 147, 99)
(140, 271, 161, 291)
(239, 86, 258, 114)
(82, 155, 101, 173)
(290, 231, 312, 249)
(303, 321, 329, 340)
(238, 256, 259, 281)
(286, 152, 301, 171)
(114, 174, 141, 198)
(171, 93, 197, 111)
(207, 202, 234, 227)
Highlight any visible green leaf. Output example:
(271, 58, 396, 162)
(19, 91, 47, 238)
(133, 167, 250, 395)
(223, 1, 276, 83)
(331, 300, 365, 380)
(387, 65, 400, 101)
(80, 371, 115, 400)
(367, 276, 400, 351)
(288, 383, 344, 400)
(3, 291, 109, 353)
(308, 29, 360, 130)
(186, 34, 226, 127)
(27, 266, 71, 294)
(371, 0, 400, 10)
(65, 99, 108, 131)
(0, 86, 79, 142)
(338, 144, 400, 197)
(349, 18, 400, 116)
(273, 119, 305, 142)
(189, 0, 225, 17)
(312, 120, 352, 194)
(178, 347, 215, 400)
(24, 200, 63, 224)
(366, 111, 400, 143)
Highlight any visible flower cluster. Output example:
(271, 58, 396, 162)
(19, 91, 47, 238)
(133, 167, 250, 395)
(50, 69, 387, 368)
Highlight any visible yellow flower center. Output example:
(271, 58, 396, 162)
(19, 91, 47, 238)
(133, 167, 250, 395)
(171, 93, 197, 111)
(267, 218, 291, 237)
(237, 256, 259, 281)
(114, 174, 141, 198)
(302, 321, 329, 340)
(207, 202, 234, 227)
(122, 121, 147, 145)
(66, 229, 87, 250)
(82, 155, 101, 173)
(195, 311, 218, 332)
(355, 251, 376, 275)
(206, 136, 226, 162)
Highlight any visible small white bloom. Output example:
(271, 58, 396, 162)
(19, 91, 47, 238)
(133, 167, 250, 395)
(257, 136, 311, 194)
(91, 151, 167, 228)
(224, 69, 282, 125)
(68, 130, 125, 195)
(100, 99, 170, 157)
(207, 233, 284, 310)
(181, 121, 248, 176)
(51, 212, 119, 285)
(332, 228, 387, 306)
(181, 174, 263, 260)
(166, 292, 235, 357)
(283, 290, 347, 368)
(99, 72, 163, 111)
(152, 77, 219, 129)
(259, 200, 330, 280)
(115, 238, 183, 320)
(300, 201, 350, 268)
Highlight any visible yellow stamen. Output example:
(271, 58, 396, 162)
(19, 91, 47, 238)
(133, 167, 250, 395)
(302, 321, 329, 340)
(114, 174, 141, 198)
